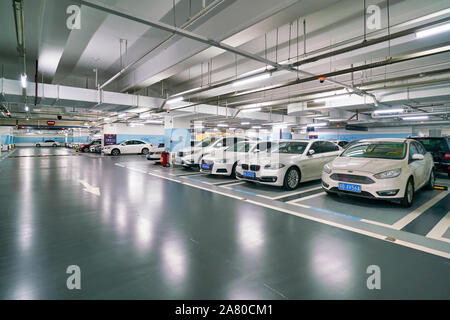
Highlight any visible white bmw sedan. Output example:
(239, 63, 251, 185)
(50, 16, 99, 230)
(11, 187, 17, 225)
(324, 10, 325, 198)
(35, 140, 60, 147)
(200, 141, 272, 177)
(236, 140, 341, 190)
(321, 138, 435, 207)
(102, 139, 152, 156)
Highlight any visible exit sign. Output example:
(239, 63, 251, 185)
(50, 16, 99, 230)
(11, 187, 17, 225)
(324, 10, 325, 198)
(47, 120, 56, 126)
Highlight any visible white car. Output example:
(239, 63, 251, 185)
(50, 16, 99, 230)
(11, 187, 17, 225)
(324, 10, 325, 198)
(331, 140, 349, 148)
(174, 136, 248, 168)
(321, 138, 435, 207)
(36, 140, 60, 147)
(236, 139, 341, 190)
(146, 143, 166, 161)
(102, 139, 152, 156)
(200, 141, 272, 177)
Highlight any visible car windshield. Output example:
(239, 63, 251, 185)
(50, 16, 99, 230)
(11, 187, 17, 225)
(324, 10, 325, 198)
(194, 139, 214, 148)
(341, 142, 407, 159)
(228, 142, 254, 152)
(271, 142, 308, 154)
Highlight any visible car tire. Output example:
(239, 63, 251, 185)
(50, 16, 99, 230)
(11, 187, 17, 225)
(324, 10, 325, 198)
(283, 167, 301, 190)
(82, 147, 89, 152)
(426, 169, 435, 190)
(400, 178, 414, 208)
(52, 144, 57, 147)
(36, 144, 40, 147)
(231, 162, 238, 178)
(141, 148, 149, 155)
(111, 148, 120, 156)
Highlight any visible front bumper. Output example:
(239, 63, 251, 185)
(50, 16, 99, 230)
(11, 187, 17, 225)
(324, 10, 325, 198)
(321, 170, 406, 200)
(200, 160, 233, 176)
(174, 155, 199, 167)
(235, 165, 285, 186)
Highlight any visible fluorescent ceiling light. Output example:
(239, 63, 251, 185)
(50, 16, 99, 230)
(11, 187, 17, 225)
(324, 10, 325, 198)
(217, 123, 228, 127)
(24, 105, 29, 111)
(252, 126, 262, 129)
(103, 117, 110, 121)
(229, 128, 236, 130)
(173, 87, 202, 96)
(307, 122, 327, 127)
(21, 74, 27, 88)
(416, 23, 450, 38)
(241, 122, 250, 125)
(232, 73, 270, 87)
(145, 120, 163, 124)
(167, 96, 184, 104)
(130, 123, 144, 126)
(402, 116, 429, 121)
(139, 113, 151, 119)
(327, 118, 347, 122)
(373, 108, 404, 114)
(118, 113, 127, 118)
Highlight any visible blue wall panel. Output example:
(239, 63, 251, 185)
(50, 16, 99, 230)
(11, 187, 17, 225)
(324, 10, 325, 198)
(116, 134, 165, 146)
(14, 136, 67, 144)
(317, 132, 409, 141)
(164, 129, 191, 152)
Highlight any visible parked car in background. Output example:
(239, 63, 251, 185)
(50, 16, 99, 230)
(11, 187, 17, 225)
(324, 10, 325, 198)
(79, 139, 102, 152)
(410, 136, 450, 177)
(35, 140, 60, 147)
(236, 140, 341, 190)
(175, 136, 248, 168)
(146, 143, 166, 161)
(89, 144, 102, 153)
(102, 139, 152, 156)
(322, 138, 434, 207)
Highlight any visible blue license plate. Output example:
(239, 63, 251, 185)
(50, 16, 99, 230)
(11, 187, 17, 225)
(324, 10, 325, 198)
(243, 171, 256, 178)
(338, 183, 361, 193)
(175, 157, 182, 163)
(201, 164, 211, 170)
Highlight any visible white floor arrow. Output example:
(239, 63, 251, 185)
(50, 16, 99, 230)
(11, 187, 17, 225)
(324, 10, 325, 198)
(79, 180, 101, 196)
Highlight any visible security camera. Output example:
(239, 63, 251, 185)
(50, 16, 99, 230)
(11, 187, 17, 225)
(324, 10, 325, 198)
(318, 76, 326, 83)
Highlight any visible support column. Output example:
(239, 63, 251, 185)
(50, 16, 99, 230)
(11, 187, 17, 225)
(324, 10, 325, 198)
(164, 116, 191, 152)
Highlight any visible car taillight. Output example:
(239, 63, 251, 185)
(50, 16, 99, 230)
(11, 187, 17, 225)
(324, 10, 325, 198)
(444, 152, 450, 159)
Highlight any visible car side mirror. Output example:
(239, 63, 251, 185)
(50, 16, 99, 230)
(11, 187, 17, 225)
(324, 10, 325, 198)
(308, 149, 315, 155)
(412, 153, 424, 161)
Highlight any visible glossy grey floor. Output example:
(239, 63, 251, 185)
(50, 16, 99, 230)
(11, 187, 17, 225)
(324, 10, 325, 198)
(0, 147, 449, 299)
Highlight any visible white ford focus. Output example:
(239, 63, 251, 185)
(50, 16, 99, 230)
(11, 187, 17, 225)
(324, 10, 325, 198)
(102, 139, 152, 156)
(321, 138, 435, 207)
(236, 140, 341, 190)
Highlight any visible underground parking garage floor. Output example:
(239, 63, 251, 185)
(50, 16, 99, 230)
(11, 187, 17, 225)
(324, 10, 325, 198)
(0, 147, 449, 299)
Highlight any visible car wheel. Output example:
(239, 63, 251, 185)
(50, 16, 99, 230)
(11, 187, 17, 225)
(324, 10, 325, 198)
(141, 148, 149, 155)
(36, 144, 40, 147)
(53, 144, 57, 147)
(111, 148, 120, 156)
(400, 178, 414, 208)
(426, 170, 435, 190)
(231, 162, 238, 178)
(82, 147, 89, 152)
(283, 167, 300, 190)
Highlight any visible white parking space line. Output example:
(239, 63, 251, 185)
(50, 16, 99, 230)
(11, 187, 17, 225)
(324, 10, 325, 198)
(221, 181, 247, 189)
(427, 211, 450, 243)
(0, 149, 17, 162)
(170, 172, 207, 177)
(286, 192, 326, 203)
(115, 163, 450, 260)
(259, 186, 323, 200)
(391, 192, 449, 230)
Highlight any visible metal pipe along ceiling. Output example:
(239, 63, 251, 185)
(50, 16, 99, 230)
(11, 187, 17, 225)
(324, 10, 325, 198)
(76, 0, 370, 99)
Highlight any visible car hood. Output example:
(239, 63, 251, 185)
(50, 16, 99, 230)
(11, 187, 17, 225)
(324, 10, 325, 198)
(246, 153, 301, 165)
(330, 157, 404, 174)
(203, 151, 254, 161)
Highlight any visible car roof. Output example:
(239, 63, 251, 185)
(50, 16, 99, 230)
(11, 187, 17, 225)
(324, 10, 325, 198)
(357, 138, 407, 143)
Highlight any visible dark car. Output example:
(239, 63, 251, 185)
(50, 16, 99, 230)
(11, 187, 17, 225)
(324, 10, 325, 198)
(79, 139, 102, 152)
(410, 136, 450, 177)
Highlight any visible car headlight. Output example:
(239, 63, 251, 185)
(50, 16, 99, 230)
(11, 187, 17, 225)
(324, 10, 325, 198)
(374, 168, 401, 179)
(215, 159, 228, 164)
(264, 163, 285, 169)
(323, 163, 332, 174)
